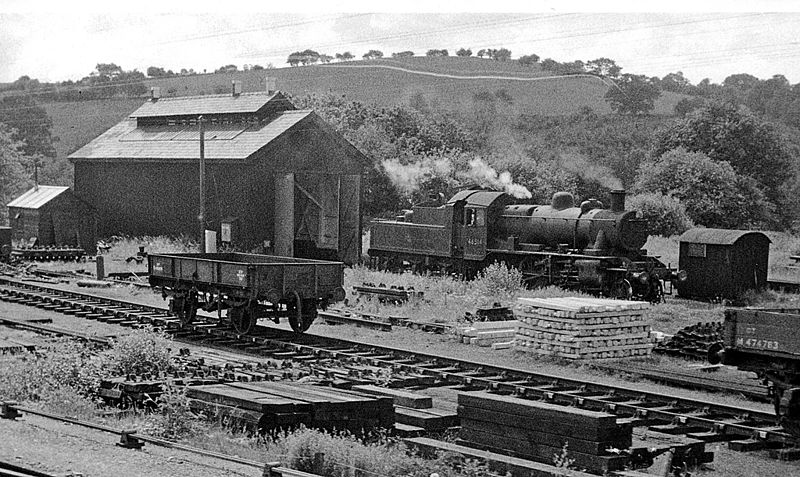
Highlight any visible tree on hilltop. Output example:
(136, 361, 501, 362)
(586, 58, 621, 78)
(335, 52, 354, 61)
(456, 48, 472, 57)
(518, 54, 540, 66)
(604, 74, 661, 115)
(426, 49, 449, 57)
(362, 50, 384, 60)
(392, 51, 414, 58)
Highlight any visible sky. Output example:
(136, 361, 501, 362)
(2, 1, 800, 85)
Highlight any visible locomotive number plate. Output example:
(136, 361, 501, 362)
(736, 337, 780, 350)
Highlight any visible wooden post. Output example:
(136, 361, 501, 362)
(95, 255, 105, 280)
(198, 115, 206, 250)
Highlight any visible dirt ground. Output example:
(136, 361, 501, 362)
(0, 412, 263, 477)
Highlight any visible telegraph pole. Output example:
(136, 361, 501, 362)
(198, 115, 206, 250)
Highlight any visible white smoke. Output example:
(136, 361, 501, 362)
(459, 158, 532, 199)
(558, 152, 623, 191)
(381, 157, 453, 195)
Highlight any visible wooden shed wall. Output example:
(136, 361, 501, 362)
(73, 116, 364, 262)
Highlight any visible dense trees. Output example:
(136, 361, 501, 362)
(604, 74, 661, 115)
(456, 48, 472, 57)
(335, 52, 355, 61)
(652, 103, 791, 202)
(0, 123, 34, 224)
(634, 148, 774, 228)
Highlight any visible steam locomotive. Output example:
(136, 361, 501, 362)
(368, 189, 685, 302)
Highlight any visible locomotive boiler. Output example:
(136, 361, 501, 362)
(368, 189, 684, 302)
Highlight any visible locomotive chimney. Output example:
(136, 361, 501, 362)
(610, 190, 626, 212)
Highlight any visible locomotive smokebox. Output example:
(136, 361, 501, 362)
(610, 190, 627, 213)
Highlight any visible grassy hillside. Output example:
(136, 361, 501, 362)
(44, 98, 144, 159)
(41, 57, 684, 162)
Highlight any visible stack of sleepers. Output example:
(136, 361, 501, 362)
(186, 381, 394, 434)
(455, 320, 519, 348)
(457, 391, 633, 474)
(514, 297, 653, 359)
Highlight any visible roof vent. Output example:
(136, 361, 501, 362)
(150, 86, 161, 101)
(231, 80, 242, 96)
(265, 77, 277, 94)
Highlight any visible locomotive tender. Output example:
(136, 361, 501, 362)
(368, 189, 683, 302)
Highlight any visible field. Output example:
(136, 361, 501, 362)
(41, 56, 685, 160)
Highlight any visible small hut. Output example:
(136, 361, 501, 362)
(676, 228, 771, 300)
(6, 185, 94, 250)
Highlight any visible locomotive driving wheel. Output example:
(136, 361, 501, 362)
(229, 304, 255, 335)
(287, 291, 316, 334)
(519, 257, 550, 289)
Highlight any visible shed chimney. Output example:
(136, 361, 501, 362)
(231, 80, 242, 96)
(610, 190, 626, 212)
(150, 86, 161, 101)
(265, 77, 277, 94)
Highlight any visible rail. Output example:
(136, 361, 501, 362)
(1, 276, 797, 450)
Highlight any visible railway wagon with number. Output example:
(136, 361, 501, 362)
(148, 252, 346, 335)
(709, 307, 800, 435)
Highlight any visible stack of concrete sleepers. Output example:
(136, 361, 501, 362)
(456, 320, 519, 348)
(187, 381, 394, 434)
(457, 391, 633, 474)
(514, 297, 653, 359)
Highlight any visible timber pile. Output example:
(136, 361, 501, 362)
(514, 297, 653, 360)
(457, 391, 633, 474)
(186, 381, 394, 434)
(456, 320, 518, 348)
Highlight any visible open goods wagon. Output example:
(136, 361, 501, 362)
(708, 307, 800, 435)
(148, 252, 346, 335)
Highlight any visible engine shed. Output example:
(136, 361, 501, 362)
(69, 86, 367, 263)
(676, 228, 770, 300)
(6, 185, 95, 250)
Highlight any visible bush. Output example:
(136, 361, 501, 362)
(0, 339, 108, 413)
(143, 381, 200, 439)
(105, 327, 173, 376)
(473, 262, 524, 297)
(266, 426, 485, 477)
(627, 192, 693, 236)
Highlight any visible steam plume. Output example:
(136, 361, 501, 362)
(459, 158, 532, 199)
(558, 153, 622, 190)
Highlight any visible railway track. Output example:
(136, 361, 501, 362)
(0, 275, 796, 450)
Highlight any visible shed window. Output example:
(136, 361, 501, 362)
(688, 243, 707, 258)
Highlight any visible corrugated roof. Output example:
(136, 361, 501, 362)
(678, 228, 771, 245)
(130, 91, 291, 118)
(69, 110, 313, 161)
(7, 186, 70, 209)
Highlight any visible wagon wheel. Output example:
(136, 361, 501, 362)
(287, 291, 316, 334)
(229, 305, 255, 335)
(610, 279, 633, 300)
(174, 291, 198, 327)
